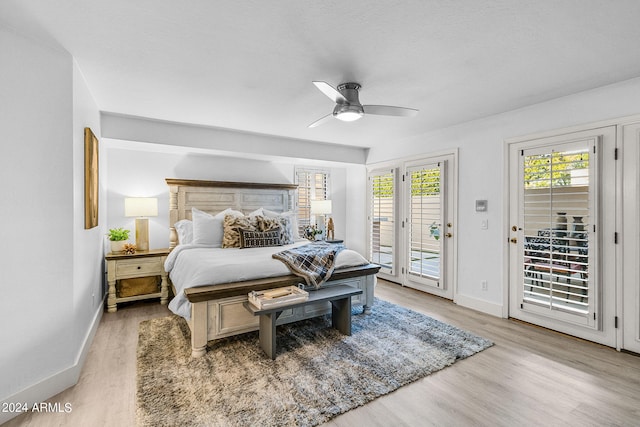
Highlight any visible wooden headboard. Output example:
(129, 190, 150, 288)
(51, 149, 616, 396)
(166, 178, 298, 248)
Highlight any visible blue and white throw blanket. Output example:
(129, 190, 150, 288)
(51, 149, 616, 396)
(273, 241, 345, 289)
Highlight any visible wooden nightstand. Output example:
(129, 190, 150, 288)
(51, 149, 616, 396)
(105, 248, 170, 313)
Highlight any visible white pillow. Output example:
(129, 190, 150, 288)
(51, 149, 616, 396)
(192, 208, 217, 246)
(247, 207, 264, 217)
(174, 219, 193, 245)
(262, 208, 279, 218)
(192, 207, 244, 246)
(224, 208, 245, 218)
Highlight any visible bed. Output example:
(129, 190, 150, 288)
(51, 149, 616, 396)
(165, 178, 380, 357)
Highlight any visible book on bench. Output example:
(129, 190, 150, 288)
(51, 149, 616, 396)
(248, 285, 309, 309)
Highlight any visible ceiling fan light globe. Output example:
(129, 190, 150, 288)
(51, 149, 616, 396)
(335, 111, 363, 122)
(333, 103, 364, 122)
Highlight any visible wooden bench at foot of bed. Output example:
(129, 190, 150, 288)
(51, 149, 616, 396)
(244, 284, 363, 360)
(182, 263, 380, 357)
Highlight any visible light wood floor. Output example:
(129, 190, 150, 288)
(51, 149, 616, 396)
(6, 279, 640, 426)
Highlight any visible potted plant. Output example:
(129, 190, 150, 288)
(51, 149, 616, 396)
(108, 227, 130, 253)
(429, 222, 440, 241)
(303, 225, 323, 241)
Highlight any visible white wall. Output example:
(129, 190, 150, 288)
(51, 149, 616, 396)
(0, 24, 103, 424)
(344, 165, 368, 255)
(367, 76, 640, 315)
(105, 144, 367, 256)
(72, 60, 105, 365)
(0, 24, 74, 402)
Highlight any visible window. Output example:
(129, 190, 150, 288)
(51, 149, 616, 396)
(295, 168, 330, 235)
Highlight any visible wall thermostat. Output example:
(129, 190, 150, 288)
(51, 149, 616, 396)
(475, 200, 488, 212)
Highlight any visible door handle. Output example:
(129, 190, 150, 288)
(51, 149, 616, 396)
(445, 232, 453, 238)
(510, 238, 517, 244)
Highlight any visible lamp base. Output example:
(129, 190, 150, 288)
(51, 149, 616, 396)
(135, 218, 149, 251)
(316, 215, 326, 240)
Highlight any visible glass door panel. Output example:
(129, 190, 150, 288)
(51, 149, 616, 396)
(407, 163, 443, 288)
(522, 146, 592, 316)
(370, 170, 395, 274)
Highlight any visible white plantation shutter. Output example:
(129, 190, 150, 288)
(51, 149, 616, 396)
(522, 142, 594, 317)
(295, 168, 329, 235)
(369, 169, 395, 273)
(407, 163, 442, 281)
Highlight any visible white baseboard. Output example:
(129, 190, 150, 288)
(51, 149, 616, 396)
(455, 293, 504, 318)
(0, 301, 104, 425)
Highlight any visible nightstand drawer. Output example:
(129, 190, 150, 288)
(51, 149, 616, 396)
(116, 258, 162, 277)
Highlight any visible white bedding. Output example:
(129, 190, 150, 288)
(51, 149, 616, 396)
(165, 241, 368, 319)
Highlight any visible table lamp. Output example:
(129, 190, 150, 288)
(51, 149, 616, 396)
(310, 200, 332, 240)
(124, 197, 158, 251)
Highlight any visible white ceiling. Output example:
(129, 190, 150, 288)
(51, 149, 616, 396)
(4, 0, 640, 149)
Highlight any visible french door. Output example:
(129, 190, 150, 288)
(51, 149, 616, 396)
(508, 127, 617, 346)
(403, 155, 455, 299)
(622, 121, 640, 354)
(367, 152, 457, 300)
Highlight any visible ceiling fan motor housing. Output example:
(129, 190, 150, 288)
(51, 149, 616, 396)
(333, 83, 364, 120)
(336, 82, 362, 105)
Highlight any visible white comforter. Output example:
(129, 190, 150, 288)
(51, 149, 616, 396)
(165, 241, 368, 319)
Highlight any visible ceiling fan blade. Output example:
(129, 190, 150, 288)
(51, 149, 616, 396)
(308, 113, 334, 128)
(313, 81, 347, 103)
(363, 105, 419, 117)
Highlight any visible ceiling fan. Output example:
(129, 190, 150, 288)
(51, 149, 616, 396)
(308, 81, 418, 128)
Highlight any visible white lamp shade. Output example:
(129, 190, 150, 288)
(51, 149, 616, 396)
(310, 199, 332, 215)
(125, 197, 158, 217)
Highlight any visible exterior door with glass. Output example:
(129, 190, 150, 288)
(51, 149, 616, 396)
(403, 155, 455, 299)
(508, 127, 616, 346)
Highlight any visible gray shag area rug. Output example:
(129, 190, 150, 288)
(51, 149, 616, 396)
(137, 298, 492, 427)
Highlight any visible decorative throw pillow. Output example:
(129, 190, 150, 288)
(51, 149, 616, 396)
(238, 227, 282, 248)
(263, 209, 300, 240)
(222, 214, 258, 248)
(278, 215, 295, 243)
(256, 215, 279, 231)
(256, 215, 293, 244)
(174, 219, 193, 245)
